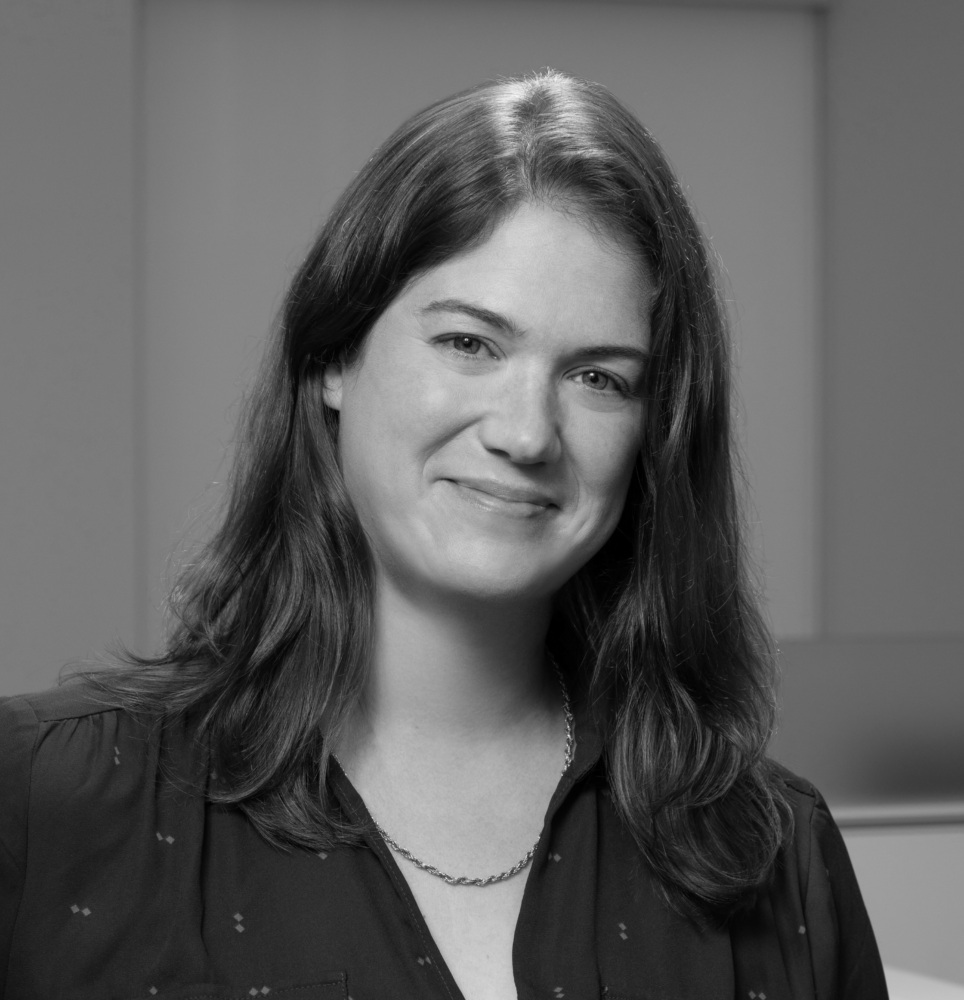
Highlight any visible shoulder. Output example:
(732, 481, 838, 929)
(1, 678, 124, 728)
(0, 683, 215, 994)
(771, 759, 821, 811)
(1, 681, 145, 819)
(767, 760, 842, 887)
(767, 761, 852, 875)
(0, 682, 151, 932)
(0, 681, 199, 861)
(1, 679, 208, 896)
(0, 680, 126, 798)
(763, 761, 889, 996)
(0, 679, 151, 770)
(770, 760, 847, 842)
(771, 761, 861, 893)
(1, 679, 158, 808)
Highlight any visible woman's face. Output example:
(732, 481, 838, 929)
(323, 201, 652, 606)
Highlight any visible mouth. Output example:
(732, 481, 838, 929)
(444, 477, 558, 516)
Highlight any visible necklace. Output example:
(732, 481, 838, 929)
(360, 667, 574, 888)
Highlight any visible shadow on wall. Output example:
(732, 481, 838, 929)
(770, 637, 964, 808)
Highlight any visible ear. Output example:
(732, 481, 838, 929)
(321, 362, 344, 411)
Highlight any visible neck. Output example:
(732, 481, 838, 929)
(353, 579, 556, 748)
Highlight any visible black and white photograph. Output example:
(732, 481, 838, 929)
(1, 1, 962, 997)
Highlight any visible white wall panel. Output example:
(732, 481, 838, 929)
(845, 825, 964, 985)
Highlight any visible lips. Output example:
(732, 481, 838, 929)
(445, 477, 558, 510)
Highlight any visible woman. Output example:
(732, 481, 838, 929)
(0, 71, 886, 999)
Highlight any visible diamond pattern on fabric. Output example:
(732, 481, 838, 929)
(618, 921, 628, 941)
(155, 831, 175, 845)
(234, 912, 245, 933)
(69, 904, 91, 916)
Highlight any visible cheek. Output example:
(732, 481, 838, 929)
(577, 416, 643, 517)
(337, 355, 457, 495)
(335, 366, 399, 507)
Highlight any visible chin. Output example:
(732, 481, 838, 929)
(419, 555, 575, 606)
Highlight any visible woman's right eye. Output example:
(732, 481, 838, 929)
(438, 335, 487, 357)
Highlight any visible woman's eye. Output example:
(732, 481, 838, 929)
(455, 336, 482, 355)
(577, 368, 625, 394)
(440, 335, 487, 357)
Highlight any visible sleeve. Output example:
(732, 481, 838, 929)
(803, 788, 889, 999)
(0, 695, 40, 998)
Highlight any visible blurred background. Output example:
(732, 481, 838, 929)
(1, 0, 962, 983)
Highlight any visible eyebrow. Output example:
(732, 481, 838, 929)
(420, 298, 524, 336)
(419, 297, 650, 366)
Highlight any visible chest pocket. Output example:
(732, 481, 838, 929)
(129, 975, 348, 1000)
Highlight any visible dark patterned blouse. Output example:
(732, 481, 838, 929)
(0, 684, 887, 1000)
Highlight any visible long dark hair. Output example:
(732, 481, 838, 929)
(87, 70, 791, 922)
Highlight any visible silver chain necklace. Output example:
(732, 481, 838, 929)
(356, 668, 574, 888)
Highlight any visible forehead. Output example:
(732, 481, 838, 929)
(397, 202, 652, 336)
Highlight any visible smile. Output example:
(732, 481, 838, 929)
(444, 478, 557, 517)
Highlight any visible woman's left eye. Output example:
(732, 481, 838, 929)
(575, 368, 628, 395)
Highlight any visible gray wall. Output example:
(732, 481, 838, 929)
(0, 0, 139, 680)
(823, 0, 964, 637)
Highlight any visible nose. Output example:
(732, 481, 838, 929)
(477, 370, 562, 465)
